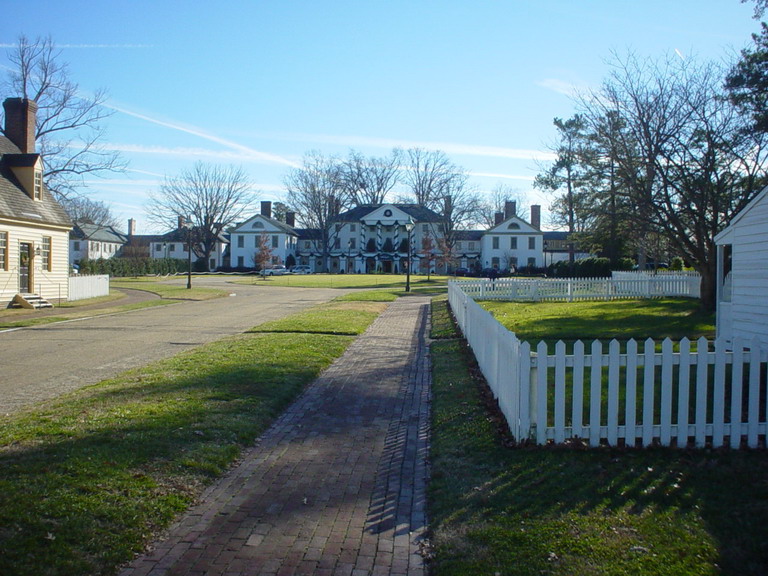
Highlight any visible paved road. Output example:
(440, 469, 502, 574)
(0, 279, 349, 415)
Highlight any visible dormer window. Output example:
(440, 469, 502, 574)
(34, 168, 43, 201)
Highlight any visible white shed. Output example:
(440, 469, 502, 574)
(714, 186, 768, 347)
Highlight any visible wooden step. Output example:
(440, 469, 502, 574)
(11, 293, 54, 309)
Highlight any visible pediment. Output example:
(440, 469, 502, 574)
(362, 205, 412, 225)
(232, 214, 283, 233)
(488, 216, 539, 234)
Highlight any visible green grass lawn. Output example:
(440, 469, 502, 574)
(428, 296, 768, 576)
(110, 278, 228, 300)
(481, 298, 715, 342)
(0, 297, 384, 576)
(234, 272, 449, 293)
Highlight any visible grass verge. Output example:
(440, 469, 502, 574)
(0, 298, 384, 576)
(429, 296, 768, 576)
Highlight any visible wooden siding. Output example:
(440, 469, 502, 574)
(729, 192, 768, 348)
(0, 221, 70, 305)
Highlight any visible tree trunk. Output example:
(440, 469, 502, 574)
(698, 261, 717, 312)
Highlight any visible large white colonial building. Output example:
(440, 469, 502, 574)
(223, 200, 548, 275)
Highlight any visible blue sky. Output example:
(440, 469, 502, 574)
(3, 1, 760, 233)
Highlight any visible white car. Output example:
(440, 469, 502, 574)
(261, 265, 289, 276)
(291, 265, 311, 274)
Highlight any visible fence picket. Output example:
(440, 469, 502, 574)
(536, 341, 549, 445)
(660, 338, 674, 446)
(730, 338, 744, 448)
(643, 338, 656, 446)
(695, 337, 710, 448)
(625, 339, 638, 447)
(589, 340, 602, 447)
(607, 340, 620, 445)
(520, 341, 532, 441)
(748, 336, 761, 448)
(712, 340, 727, 448)
(572, 340, 585, 439)
(677, 338, 691, 447)
(554, 341, 567, 443)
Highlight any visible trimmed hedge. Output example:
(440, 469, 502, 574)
(77, 257, 192, 277)
(547, 257, 634, 278)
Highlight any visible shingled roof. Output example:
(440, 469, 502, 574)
(0, 135, 71, 229)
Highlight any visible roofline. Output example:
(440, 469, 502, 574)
(715, 185, 768, 243)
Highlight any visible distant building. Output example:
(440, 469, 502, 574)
(70, 221, 128, 265)
(229, 202, 297, 269)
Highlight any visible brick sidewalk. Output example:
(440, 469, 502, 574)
(119, 295, 432, 576)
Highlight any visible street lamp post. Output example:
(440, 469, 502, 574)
(184, 219, 192, 289)
(405, 218, 415, 292)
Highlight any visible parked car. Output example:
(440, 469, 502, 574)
(261, 265, 289, 276)
(453, 267, 469, 276)
(291, 265, 311, 274)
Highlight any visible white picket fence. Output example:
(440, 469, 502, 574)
(455, 272, 700, 301)
(68, 274, 109, 301)
(448, 282, 768, 449)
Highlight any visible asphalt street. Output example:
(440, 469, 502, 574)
(0, 278, 348, 415)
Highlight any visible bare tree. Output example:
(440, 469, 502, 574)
(478, 183, 528, 228)
(147, 163, 254, 271)
(284, 151, 346, 272)
(339, 149, 401, 206)
(581, 53, 768, 309)
(253, 232, 273, 277)
(418, 234, 436, 280)
(60, 196, 120, 228)
(400, 147, 481, 255)
(1, 35, 126, 200)
(400, 148, 458, 208)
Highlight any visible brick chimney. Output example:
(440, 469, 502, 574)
(530, 205, 541, 230)
(286, 211, 296, 227)
(3, 98, 37, 153)
(504, 201, 516, 220)
(494, 212, 504, 226)
(127, 218, 136, 237)
(261, 201, 272, 218)
(177, 215, 186, 229)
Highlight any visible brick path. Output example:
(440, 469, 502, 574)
(119, 295, 431, 576)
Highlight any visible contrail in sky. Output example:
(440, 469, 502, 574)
(107, 103, 299, 168)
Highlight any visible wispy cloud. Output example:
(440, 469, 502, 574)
(470, 171, 536, 182)
(536, 78, 583, 98)
(270, 132, 554, 162)
(102, 142, 299, 166)
(106, 103, 300, 168)
(0, 43, 151, 49)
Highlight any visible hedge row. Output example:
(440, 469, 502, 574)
(76, 257, 201, 277)
(547, 257, 635, 278)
